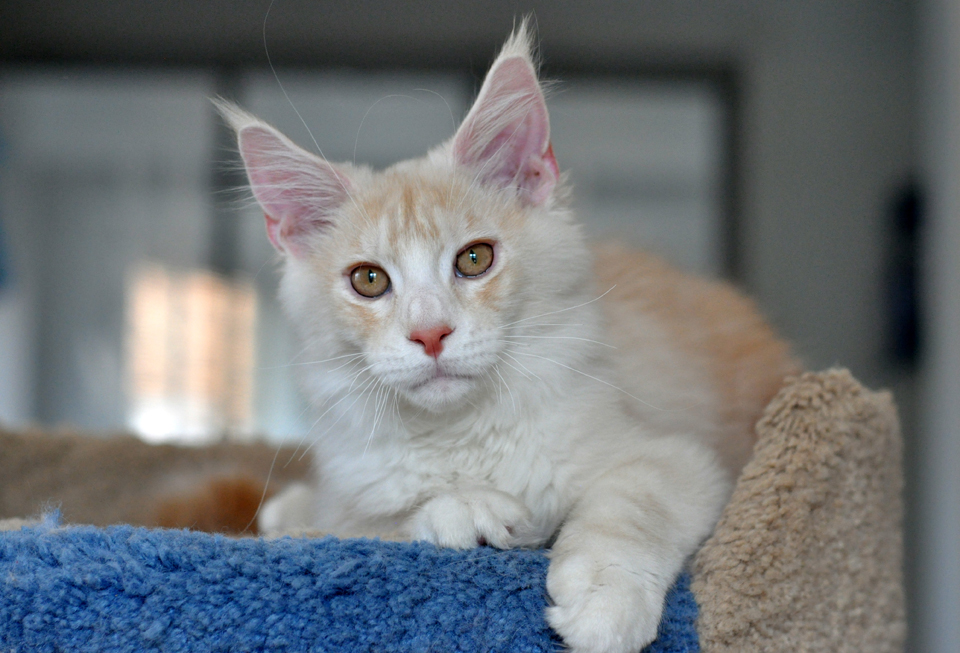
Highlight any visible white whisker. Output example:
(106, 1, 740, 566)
(501, 334, 616, 349)
(393, 390, 406, 428)
(493, 364, 517, 413)
(353, 94, 417, 165)
(497, 354, 531, 380)
(260, 352, 364, 370)
(496, 354, 531, 380)
(501, 351, 543, 383)
(300, 376, 379, 459)
(289, 365, 376, 459)
(362, 381, 388, 457)
(507, 350, 700, 412)
(257, 0, 375, 228)
(242, 444, 284, 534)
(345, 363, 377, 392)
(500, 286, 615, 329)
(482, 369, 501, 405)
(501, 322, 583, 330)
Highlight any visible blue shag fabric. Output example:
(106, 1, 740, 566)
(0, 517, 699, 652)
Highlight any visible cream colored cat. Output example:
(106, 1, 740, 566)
(220, 23, 796, 653)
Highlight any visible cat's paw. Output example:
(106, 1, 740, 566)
(258, 482, 316, 534)
(546, 547, 666, 653)
(407, 489, 532, 549)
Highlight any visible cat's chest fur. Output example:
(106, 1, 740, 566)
(312, 394, 581, 539)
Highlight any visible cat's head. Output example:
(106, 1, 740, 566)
(223, 24, 593, 414)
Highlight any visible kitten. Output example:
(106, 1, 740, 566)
(220, 23, 797, 653)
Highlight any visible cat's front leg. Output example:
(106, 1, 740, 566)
(406, 487, 534, 549)
(547, 439, 728, 653)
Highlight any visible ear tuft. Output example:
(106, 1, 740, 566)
(214, 99, 350, 258)
(496, 17, 539, 66)
(452, 20, 558, 205)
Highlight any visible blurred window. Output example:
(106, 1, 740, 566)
(126, 264, 256, 444)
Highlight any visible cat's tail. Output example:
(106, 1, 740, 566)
(153, 475, 271, 535)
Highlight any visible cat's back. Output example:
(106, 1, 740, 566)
(594, 242, 800, 474)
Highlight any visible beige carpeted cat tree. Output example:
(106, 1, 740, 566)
(692, 368, 904, 651)
(0, 368, 905, 651)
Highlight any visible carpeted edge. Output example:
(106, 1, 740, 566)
(691, 368, 905, 652)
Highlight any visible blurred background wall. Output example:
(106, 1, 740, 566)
(0, 1, 956, 650)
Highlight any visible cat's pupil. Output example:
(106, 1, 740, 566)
(367, 270, 376, 284)
(469, 250, 478, 264)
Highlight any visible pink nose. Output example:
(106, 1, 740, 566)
(409, 325, 453, 359)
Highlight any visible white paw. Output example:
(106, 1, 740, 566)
(406, 489, 532, 549)
(258, 482, 316, 534)
(546, 547, 666, 653)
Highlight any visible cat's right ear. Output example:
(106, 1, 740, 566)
(215, 100, 350, 258)
(452, 22, 558, 206)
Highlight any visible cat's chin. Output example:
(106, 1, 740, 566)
(404, 373, 475, 413)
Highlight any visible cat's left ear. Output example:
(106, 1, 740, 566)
(215, 100, 351, 258)
(452, 28, 558, 206)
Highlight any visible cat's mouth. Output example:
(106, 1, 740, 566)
(405, 367, 476, 411)
(410, 369, 472, 390)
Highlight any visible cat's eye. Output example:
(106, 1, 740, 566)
(455, 243, 494, 278)
(350, 265, 391, 298)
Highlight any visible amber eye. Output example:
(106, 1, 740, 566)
(455, 243, 494, 277)
(350, 265, 391, 298)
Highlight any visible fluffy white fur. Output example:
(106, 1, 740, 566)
(223, 22, 756, 653)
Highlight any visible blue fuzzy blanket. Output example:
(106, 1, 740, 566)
(0, 518, 698, 652)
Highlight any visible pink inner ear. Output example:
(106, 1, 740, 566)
(454, 57, 558, 205)
(238, 125, 350, 257)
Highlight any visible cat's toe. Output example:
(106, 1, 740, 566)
(408, 494, 481, 548)
(546, 553, 662, 653)
(406, 490, 531, 549)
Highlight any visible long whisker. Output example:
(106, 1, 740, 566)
(242, 444, 284, 534)
(310, 377, 379, 445)
(345, 363, 377, 392)
(361, 381, 383, 457)
(414, 87, 458, 136)
(259, 352, 364, 370)
(501, 335, 616, 349)
(497, 354, 531, 381)
(353, 94, 418, 165)
(355, 378, 383, 434)
(493, 363, 517, 413)
(286, 365, 375, 463)
(500, 285, 615, 329)
(279, 366, 355, 466)
(299, 375, 379, 459)
(363, 382, 392, 457)
(261, 0, 373, 227)
(393, 389, 406, 428)
(506, 349, 702, 412)
(281, 332, 325, 365)
(327, 356, 368, 374)
(501, 351, 543, 381)
(482, 369, 501, 406)
(500, 322, 583, 330)
(263, 0, 320, 156)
